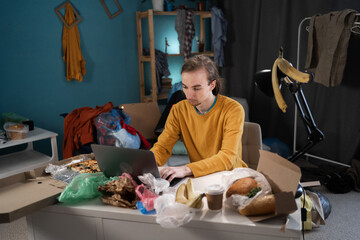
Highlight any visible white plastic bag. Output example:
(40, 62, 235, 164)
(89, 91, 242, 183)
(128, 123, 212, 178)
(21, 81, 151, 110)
(138, 173, 170, 194)
(222, 168, 272, 209)
(154, 194, 194, 228)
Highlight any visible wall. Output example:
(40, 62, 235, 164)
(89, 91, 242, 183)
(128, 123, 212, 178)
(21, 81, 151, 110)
(0, 0, 203, 159)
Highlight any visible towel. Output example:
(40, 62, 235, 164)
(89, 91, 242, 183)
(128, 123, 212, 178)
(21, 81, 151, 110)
(62, 3, 86, 81)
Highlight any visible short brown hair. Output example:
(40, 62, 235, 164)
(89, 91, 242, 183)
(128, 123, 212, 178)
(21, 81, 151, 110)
(181, 55, 222, 95)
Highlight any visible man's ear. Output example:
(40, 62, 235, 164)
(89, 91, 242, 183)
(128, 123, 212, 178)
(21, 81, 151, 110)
(210, 80, 216, 91)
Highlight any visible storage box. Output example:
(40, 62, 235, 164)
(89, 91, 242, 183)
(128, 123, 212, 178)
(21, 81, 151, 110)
(3, 122, 29, 140)
(0, 155, 90, 223)
(247, 149, 302, 222)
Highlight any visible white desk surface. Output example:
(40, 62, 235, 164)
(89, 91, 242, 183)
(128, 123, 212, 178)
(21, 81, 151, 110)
(34, 172, 301, 240)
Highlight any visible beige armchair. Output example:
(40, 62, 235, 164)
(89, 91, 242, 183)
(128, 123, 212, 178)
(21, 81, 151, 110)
(242, 122, 262, 169)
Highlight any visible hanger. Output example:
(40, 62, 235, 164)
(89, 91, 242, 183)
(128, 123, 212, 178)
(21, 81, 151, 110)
(351, 13, 360, 35)
(54, 1, 82, 29)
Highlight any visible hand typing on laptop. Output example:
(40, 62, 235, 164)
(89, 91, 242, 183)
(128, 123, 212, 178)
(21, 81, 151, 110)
(160, 165, 192, 183)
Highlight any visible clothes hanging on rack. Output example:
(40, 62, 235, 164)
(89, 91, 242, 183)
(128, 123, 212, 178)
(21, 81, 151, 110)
(305, 9, 358, 87)
(175, 8, 195, 61)
(211, 6, 227, 67)
(142, 49, 170, 94)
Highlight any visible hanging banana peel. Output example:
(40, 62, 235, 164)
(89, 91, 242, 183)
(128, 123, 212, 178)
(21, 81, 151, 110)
(271, 48, 311, 113)
(175, 179, 205, 209)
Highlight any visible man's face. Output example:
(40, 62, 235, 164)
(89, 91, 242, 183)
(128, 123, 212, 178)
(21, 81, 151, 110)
(181, 67, 216, 107)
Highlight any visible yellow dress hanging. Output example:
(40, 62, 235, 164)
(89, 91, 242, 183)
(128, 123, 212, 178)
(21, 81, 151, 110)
(62, 3, 86, 82)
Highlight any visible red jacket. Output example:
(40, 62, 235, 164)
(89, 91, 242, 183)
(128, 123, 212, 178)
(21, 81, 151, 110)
(63, 102, 114, 159)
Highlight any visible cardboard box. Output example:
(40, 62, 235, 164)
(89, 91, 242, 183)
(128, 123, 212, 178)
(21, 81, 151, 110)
(120, 102, 161, 141)
(0, 155, 93, 223)
(248, 150, 302, 222)
(0, 165, 67, 223)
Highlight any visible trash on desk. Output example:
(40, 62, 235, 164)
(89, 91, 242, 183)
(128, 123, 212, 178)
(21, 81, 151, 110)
(45, 163, 80, 183)
(138, 173, 169, 194)
(136, 201, 156, 215)
(98, 172, 139, 209)
(58, 172, 115, 204)
(154, 193, 194, 228)
(135, 184, 159, 211)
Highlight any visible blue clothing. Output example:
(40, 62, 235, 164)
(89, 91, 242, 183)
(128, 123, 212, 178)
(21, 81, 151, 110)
(211, 7, 227, 67)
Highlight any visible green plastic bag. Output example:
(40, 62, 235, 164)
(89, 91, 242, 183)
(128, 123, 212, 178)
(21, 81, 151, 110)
(1, 112, 29, 129)
(58, 172, 117, 203)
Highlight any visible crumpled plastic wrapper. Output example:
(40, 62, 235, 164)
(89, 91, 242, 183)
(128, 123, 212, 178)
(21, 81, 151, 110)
(138, 173, 170, 194)
(154, 194, 194, 228)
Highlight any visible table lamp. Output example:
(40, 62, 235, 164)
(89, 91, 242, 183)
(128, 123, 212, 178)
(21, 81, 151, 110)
(254, 48, 324, 163)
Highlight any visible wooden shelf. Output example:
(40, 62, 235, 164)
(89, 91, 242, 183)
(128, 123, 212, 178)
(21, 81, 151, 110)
(166, 51, 214, 57)
(136, 9, 212, 102)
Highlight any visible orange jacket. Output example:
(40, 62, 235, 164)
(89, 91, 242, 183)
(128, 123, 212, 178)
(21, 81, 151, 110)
(63, 102, 114, 159)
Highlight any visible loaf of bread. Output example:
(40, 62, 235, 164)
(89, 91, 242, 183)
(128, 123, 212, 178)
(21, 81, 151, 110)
(226, 177, 258, 198)
(238, 194, 276, 216)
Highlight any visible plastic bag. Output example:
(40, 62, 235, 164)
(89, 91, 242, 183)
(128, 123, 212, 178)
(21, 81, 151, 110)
(45, 163, 79, 183)
(136, 201, 156, 215)
(135, 184, 159, 211)
(95, 112, 141, 149)
(138, 173, 170, 194)
(154, 194, 194, 228)
(222, 168, 272, 209)
(58, 172, 116, 203)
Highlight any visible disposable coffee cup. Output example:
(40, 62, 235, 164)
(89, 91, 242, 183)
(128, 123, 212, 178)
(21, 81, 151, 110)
(206, 184, 224, 211)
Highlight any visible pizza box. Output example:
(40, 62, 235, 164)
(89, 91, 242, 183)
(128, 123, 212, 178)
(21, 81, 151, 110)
(0, 155, 93, 223)
(246, 150, 302, 222)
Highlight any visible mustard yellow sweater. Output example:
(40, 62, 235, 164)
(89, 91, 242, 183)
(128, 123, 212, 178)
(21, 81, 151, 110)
(151, 95, 248, 177)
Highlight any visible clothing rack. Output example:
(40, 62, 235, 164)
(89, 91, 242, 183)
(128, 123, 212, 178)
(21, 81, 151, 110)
(292, 13, 360, 168)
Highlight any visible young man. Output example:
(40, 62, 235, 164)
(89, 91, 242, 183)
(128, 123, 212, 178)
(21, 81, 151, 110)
(151, 55, 248, 183)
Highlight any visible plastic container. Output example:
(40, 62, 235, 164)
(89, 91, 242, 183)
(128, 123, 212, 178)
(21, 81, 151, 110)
(3, 122, 29, 140)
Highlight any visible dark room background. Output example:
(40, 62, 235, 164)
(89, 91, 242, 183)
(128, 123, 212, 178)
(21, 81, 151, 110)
(219, 0, 360, 166)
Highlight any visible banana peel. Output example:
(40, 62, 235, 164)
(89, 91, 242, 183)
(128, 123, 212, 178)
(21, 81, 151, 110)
(272, 48, 312, 113)
(175, 179, 205, 209)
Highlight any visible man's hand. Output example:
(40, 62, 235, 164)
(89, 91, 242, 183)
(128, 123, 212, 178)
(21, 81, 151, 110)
(160, 165, 193, 183)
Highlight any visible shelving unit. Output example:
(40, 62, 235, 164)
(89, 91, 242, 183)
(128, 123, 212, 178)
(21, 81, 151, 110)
(0, 127, 58, 179)
(136, 9, 213, 102)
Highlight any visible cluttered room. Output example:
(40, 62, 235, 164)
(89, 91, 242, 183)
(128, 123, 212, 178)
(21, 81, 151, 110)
(1, 1, 359, 240)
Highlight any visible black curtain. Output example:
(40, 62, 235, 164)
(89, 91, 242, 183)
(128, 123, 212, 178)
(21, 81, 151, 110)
(217, 0, 360, 165)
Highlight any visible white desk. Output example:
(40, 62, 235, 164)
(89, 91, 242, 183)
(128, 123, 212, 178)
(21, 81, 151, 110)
(26, 173, 301, 240)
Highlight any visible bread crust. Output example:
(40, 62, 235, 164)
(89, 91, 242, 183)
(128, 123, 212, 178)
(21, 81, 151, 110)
(226, 177, 258, 198)
(238, 194, 276, 216)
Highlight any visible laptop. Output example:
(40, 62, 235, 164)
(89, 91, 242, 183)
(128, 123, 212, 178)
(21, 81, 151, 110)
(91, 144, 183, 186)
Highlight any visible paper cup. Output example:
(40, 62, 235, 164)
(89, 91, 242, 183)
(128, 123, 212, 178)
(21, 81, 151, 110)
(206, 184, 224, 211)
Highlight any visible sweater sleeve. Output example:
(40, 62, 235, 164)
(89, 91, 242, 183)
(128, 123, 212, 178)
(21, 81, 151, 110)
(150, 106, 181, 166)
(186, 103, 247, 177)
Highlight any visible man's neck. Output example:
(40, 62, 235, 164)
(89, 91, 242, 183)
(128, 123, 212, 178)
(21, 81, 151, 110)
(196, 94, 216, 114)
